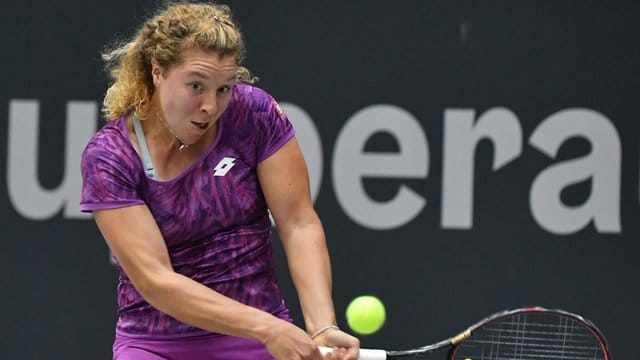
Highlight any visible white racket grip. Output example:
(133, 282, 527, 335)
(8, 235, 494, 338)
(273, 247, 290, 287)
(319, 346, 387, 359)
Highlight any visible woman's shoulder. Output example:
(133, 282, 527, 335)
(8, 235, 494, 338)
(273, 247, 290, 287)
(81, 115, 143, 181)
(83, 116, 135, 159)
(231, 83, 277, 109)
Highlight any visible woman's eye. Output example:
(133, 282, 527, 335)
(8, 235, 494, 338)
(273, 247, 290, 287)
(218, 85, 232, 94)
(189, 83, 203, 91)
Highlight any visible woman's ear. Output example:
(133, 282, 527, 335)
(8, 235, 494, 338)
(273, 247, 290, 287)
(151, 58, 164, 86)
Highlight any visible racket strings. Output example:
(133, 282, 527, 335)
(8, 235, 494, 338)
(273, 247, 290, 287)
(452, 312, 606, 360)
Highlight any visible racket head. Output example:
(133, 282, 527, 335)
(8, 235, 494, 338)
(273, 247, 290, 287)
(448, 306, 611, 360)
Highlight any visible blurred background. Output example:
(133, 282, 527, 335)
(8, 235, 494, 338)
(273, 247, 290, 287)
(1, 0, 638, 358)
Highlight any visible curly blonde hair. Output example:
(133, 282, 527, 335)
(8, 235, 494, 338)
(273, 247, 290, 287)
(101, 1, 255, 121)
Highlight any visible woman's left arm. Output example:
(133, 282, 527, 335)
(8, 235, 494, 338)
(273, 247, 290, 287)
(257, 137, 359, 359)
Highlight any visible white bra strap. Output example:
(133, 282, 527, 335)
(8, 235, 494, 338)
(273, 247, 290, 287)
(131, 113, 156, 178)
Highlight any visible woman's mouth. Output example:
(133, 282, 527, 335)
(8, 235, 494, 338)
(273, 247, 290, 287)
(191, 121, 210, 130)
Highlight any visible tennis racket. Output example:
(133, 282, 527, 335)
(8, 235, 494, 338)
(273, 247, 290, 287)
(320, 306, 610, 359)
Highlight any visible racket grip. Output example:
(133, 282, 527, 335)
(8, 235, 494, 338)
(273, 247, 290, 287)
(319, 346, 387, 359)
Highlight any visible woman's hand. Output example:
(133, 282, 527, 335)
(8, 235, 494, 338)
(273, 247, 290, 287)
(263, 319, 325, 359)
(313, 327, 360, 360)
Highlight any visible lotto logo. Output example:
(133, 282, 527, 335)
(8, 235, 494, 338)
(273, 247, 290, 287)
(213, 157, 236, 176)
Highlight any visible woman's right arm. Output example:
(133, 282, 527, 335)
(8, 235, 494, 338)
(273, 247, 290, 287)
(94, 204, 326, 359)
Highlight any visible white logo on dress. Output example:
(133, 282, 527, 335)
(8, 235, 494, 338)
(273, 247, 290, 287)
(213, 157, 236, 176)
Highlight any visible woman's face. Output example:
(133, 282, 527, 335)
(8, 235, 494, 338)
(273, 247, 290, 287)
(151, 46, 238, 147)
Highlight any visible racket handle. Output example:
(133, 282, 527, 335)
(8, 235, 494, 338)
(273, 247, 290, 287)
(319, 346, 387, 359)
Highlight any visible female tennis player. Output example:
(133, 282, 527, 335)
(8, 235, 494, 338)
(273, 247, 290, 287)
(80, 2, 359, 359)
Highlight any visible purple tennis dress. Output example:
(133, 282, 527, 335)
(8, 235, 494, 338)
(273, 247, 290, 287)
(80, 84, 295, 359)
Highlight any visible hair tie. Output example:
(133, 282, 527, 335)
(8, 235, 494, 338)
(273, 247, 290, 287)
(310, 325, 340, 339)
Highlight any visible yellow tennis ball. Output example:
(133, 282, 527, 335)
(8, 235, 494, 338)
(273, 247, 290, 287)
(346, 295, 386, 335)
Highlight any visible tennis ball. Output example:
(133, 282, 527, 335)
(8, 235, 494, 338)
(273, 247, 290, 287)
(346, 295, 386, 335)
